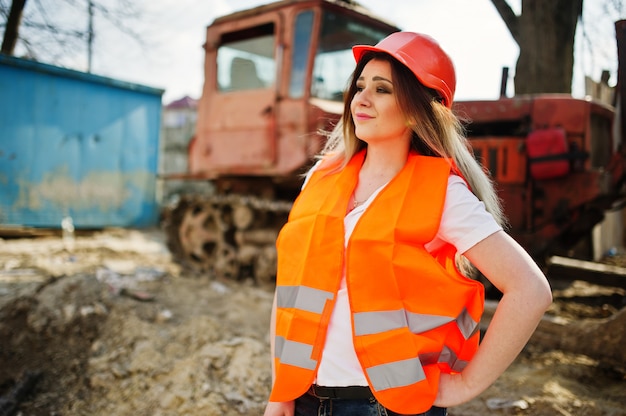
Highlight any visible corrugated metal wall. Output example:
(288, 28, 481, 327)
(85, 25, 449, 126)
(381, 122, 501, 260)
(0, 55, 164, 228)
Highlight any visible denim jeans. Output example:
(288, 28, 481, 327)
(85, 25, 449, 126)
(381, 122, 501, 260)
(295, 391, 447, 416)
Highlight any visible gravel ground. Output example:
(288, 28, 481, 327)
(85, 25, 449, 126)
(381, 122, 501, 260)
(0, 227, 625, 415)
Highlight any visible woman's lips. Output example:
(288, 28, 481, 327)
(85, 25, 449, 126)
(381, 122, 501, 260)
(354, 113, 373, 121)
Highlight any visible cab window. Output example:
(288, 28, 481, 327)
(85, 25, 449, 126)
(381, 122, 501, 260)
(312, 11, 391, 101)
(289, 10, 314, 98)
(217, 23, 276, 92)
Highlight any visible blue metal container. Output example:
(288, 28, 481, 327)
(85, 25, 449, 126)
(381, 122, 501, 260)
(0, 55, 164, 228)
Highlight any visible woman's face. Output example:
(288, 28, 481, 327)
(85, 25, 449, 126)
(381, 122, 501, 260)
(350, 59, 411, 147)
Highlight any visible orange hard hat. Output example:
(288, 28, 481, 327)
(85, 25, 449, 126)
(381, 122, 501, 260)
(352, 31, 456, 108)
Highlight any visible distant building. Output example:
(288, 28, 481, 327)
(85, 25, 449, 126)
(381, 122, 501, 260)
(160, 95, 198, 175)
(157, 96, 214, 205)
(584, 70, 614, 107)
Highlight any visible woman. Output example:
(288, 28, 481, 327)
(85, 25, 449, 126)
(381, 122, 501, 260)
(264, 31, 552, 416)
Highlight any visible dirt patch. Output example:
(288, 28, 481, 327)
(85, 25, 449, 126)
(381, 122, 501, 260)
(1, 228, 625, 415)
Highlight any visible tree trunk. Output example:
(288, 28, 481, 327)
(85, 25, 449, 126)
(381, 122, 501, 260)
(1, 0, 28, 55)
(491, 0, 583, 95)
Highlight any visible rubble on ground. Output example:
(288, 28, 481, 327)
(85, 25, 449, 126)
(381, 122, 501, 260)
(1, 228, 625, 415)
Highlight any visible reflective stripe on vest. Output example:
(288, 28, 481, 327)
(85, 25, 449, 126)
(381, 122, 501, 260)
(274, 336, 317, 370)
(276, 285, 334, 314)
(366, 357, 425, 391)
(353, 307, 478, 339)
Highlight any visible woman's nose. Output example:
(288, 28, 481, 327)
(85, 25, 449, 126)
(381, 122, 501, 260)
(353, 89, 370, 106)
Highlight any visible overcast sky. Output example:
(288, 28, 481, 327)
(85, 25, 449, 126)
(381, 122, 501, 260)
(9, 0, 622, 104)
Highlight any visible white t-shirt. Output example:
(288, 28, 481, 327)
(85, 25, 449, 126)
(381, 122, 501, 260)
(302, 164, 503, 386)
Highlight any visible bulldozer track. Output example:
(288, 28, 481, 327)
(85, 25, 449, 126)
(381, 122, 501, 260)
(162, 193, 292, 283)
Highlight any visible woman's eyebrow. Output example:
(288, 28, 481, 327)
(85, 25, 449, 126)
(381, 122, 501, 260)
(357, 75, 393, 84)
(372, 76, 392, 84)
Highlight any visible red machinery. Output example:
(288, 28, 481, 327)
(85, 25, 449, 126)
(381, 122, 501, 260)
(454, 95, 618, 258)
(163, 0, 623, 281)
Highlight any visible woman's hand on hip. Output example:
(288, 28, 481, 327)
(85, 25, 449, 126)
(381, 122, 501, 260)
(433, 372, 475, 408)
(264, 400, 295, 416)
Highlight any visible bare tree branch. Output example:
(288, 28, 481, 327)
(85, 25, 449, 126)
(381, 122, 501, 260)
(90, 0, 144, 47)
(20, 20, 84, 37)
(0, 0, 10, 20)
(1, 0, 27, 54)
(490, 0, 521, 45)
(1, 0, 145, 65)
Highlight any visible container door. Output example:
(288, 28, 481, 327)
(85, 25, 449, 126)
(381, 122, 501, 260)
(196, 22, 278, 173)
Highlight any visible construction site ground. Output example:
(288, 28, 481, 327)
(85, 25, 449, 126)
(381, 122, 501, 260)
(1, 227, 625, 416)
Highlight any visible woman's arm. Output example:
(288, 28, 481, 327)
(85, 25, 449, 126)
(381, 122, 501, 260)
(434, 230, 552, 407)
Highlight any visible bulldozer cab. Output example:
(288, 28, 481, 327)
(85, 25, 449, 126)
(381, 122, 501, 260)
(189, 0, 399, 179)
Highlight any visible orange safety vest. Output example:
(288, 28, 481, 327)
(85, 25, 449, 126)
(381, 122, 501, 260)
(270, 150, 484, 414)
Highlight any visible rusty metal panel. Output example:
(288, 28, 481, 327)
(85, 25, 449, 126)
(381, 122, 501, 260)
(470, 137, 526, 184)
(0, 55, 163, 228)
(454, 98, 533, 124)
(530, 96, 588, 134)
